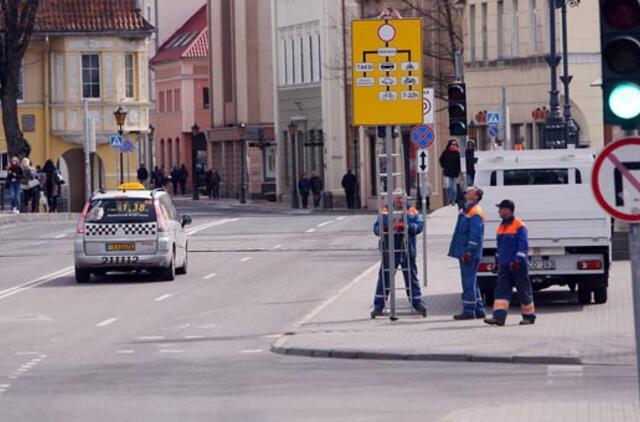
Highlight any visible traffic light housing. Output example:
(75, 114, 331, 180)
(600, 0, 640, 127)
(448, 83, 467, 136)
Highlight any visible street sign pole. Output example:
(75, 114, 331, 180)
(385, 125, 397, 321)
(83, 100, 91, 202)
(630, 222, 640, 405)
(421, 172, 428, 288)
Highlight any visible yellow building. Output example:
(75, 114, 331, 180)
(0, 0, 153, 211)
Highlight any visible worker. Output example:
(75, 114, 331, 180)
(448, 186, 486, 320)
(371, 195, 427, 319)
(485, 200, 536, 326)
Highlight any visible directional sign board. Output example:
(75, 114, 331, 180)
(109, 135, 124, 149)
(411, 125, 435, 149)
(487, 112, 501, 126)
(423, 88, 434, 124)
(592, 137, 640, 222)
(352, 19, 423, 126)
(417, 149, 429, 174)
(487, 125, 499, 138)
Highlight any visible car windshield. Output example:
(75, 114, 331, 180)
(86, 198, 156, 223)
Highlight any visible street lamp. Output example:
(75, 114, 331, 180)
(288, 121, 299, 209)
(113, 106, 127, 185)
(543, 0, 566, 149)
(191, 123, 201, 200)
(558, 0, 581, 147)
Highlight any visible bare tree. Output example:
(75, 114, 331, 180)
(0, 0, 40, 158)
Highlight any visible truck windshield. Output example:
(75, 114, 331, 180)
(490, 169, 582, 186)
(86, 198, 156, 223)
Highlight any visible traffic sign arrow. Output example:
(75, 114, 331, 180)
(417, 149, 429, 174)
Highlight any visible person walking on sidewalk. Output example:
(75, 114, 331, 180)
(448, 186, 486, 320)
(439, 140, 461, 205)
(211, 170, 221, 199)
(178, 164, 189, 195)
(342, 169, 357, 209)
(371, 195, 427, 319)
(485, 200, 536, 326)
(43, 159, 63, 213)
(465, 140, 477, 188)
(137, 163, 149, 187)
(170, 166, 179, 194)
(7, 156, 24, 214)
(309, 172, 323, 208)
(298, 173, 311, 209)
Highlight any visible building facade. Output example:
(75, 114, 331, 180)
(151, 5, 210, 189)
(0, 0, 153, 212)
(463, 0, 605, 150)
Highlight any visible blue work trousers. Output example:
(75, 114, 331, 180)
(492, 265, 536, 323)
(373, 252, 424, 311)
(459, 259, 485, 317)
(9, 182, 21, 210)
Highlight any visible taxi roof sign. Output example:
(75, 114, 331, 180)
(352, 18, 423, 126)
(118, 182, 146, 191)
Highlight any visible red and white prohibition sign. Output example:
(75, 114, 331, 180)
(592, 137, 640, 222)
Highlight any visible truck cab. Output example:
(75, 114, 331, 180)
(474, 148, 612, 305)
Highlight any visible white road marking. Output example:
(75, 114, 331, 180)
(158, 349, 185, 354)
(0, 267, 74, 301)
(261, 334, 282, 339)
(306, 228, 316, 233)
(137, 336, 165, 341)
(54, 234, 67, 239)
(239, 349, 263, 354)
(272, 244, 283, 250)
(203, 272, 217, 280)
(240, 257, 252, 262)
(154, 293, 173, 302)
(184, 335, 205, 340)
(187, 218, 239, 236)
(336, 216, 346, 221)
(115, 350, 136, 354)
(16, 352, 39, 356)
(547, 365, 583, 376)
(95, 318, 117, 327)
(316, 220, 335, 228)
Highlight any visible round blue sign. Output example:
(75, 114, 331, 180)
(411, 125, 435, 149)
(488, 125, 499, 138)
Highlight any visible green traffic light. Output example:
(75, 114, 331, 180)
(609, 82, 640, 120)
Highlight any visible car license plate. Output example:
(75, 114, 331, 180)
(529, 259, 556, 271)
(101, 256, 140, 265)
(106, 242, 136, 252)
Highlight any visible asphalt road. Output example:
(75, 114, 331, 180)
(0, 203, 636, 421)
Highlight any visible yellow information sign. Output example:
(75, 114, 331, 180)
(352, 18, 423, 126)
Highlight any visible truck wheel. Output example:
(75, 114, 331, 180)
(593, 287, 608, 304)
(75, 268, 91, 284)
(578, 288, 592, 305)
(482, 289, 495, 307)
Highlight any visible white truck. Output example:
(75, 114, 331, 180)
(474, 148, 612, 305)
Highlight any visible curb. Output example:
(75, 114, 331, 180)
(270, 343, 583, 366)
(0, 213, 79, 225)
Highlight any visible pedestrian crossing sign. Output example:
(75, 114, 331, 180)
(487, 112, 501, 125)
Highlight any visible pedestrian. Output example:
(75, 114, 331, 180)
(465, 140, 477, 188)
(43, 159, 64, 213)
(370, 195, 427, 318)
(7, 156, 23, 214)
(36, 165, 47, 213)
(439, 139, 461, 205)
(484, 200, 536, 326)
(298, 173, 311, 209)
(137, 163, 149, 186)
(341, 169, 357, 209)
(419, 179, 432, 212)
(212, 170, 221, 199)
(448, 186, 486, 320)
(309, 172, 323, 208)
(178, 164, 189, 195)
(20, 157, 38, 213)
(205, 168, 213, 199)
(170, 166, 179, 194)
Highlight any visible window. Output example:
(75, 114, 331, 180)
(82, 54, 100, 98)
(174, 89, 181, 112)
(167, 90, 173, 112)
(300, 37, 305, 83)
(291, 39, 296, 84)
(529, 0, 537, 54)
(481, 3, 488, 61)
(511, 0, 519, 57)
(469, 5, 476, 62)
(176, 138, 180, 164)
(160, 139, 165, 167)
(159, 91, 165, 113)
(504, 169, 570, 186)
(263, 144, 276, 181)
(125, 54, 136, 99)
(0, 152, 8, 172)
(317, 33, 322, 80)
(309, 35, 314, 81)
(203, 87, 210, 109)
(497, 0, 505, 59)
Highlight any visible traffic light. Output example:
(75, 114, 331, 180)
(600, 0, 640, 127)
(448, 83, 467, 136)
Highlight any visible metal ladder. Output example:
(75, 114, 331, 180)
(375, 126, 415, 321)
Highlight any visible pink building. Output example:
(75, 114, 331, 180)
(150, 5, 210, 190)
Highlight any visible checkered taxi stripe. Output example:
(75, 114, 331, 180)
(84, 223, 158, 237)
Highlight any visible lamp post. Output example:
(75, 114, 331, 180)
(191, 123, 201, 200)
(543, 0, 566, 149)
(239, 122, 247, 204)
(558, 0, 580, 147)
(288, 121, 299, 209)
(113, 106, 127, 185)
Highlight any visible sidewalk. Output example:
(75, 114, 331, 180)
(0, 212, 78, 225)
(272, 206, 637, 366)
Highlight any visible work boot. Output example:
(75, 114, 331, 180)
(413, 304, 427, 318)
(453, 314, 475, 321)
(483, 317, 505, 326)
(519, 318, 535, 325)
(370, 308, 384, 319)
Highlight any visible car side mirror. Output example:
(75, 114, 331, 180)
(181, 215, 192, 228)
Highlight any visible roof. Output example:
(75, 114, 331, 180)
(0, 0, 154, 34)
(150, 4, 208, 65)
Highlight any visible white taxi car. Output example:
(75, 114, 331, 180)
(74, 183, 191, 283)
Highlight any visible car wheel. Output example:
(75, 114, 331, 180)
(577, 288, 592, 305)
(75, 267, 91, 284)
(176, 250, 188, 275)
(161, 252, 176, 281)
(593, 287, 608, 304)
(481, 289, 495, 307)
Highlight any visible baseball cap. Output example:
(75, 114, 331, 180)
(496, 199, 515, 211)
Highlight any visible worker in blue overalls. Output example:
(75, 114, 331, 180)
(485, 199, 536, 326)
(448, 186, 486, 320)
(371, 196, 427, 319)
